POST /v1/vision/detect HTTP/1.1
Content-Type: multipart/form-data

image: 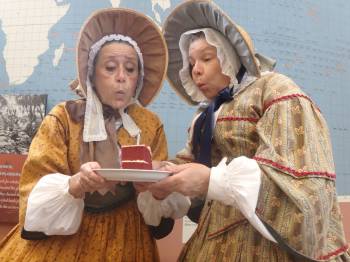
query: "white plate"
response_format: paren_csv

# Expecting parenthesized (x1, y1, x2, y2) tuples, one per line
(93, 168, 170, 182)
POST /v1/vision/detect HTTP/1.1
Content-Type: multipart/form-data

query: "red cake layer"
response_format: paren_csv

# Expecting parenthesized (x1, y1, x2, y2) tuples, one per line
(121, 145, 152, 170)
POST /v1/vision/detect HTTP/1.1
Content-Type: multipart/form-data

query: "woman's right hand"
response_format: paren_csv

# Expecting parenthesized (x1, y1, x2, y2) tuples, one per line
(132, 161, 174, 197)
(152, 160, 175, 171)
(132, 161, 166, 194)
(68, 161, 107, 198)
(148, 163, 211, 199)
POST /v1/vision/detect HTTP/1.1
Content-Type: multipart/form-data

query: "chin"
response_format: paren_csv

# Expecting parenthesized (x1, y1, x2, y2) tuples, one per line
(111, 101, 128, 110)
(203, 93, 215, 100)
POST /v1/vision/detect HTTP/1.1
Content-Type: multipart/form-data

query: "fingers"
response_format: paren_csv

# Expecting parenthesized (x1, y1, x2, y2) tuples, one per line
(149, 163, 210, 197)
(77, 175, 95, 192)
(164, 163, 193, 173)
(80, 162, 105, 183)
(152, 160, 162, 170)
(153, 161, 176, 171)
(148, 175, 178, 196)
(78, 162, 107, 192)
(148, 186, 171, 200)
(133, 182, 152, 193)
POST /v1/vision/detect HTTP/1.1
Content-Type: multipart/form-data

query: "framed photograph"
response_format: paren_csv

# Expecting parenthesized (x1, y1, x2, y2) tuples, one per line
(0, 94, 47, 154)
(0, 94, 47, 222)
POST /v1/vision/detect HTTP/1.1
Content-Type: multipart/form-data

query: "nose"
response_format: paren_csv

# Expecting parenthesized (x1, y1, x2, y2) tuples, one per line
(192, 61, 203, 77)
(115, 66, 126, 82)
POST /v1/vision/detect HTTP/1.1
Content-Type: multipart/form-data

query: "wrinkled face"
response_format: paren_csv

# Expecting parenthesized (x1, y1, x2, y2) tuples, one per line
(93, 42, 139, 110)
(189, 38, 230, 100)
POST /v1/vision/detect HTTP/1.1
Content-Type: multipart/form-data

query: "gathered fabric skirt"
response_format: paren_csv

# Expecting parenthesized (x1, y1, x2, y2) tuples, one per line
(0, 200, 159, 262)
(179, 218, 350, 262)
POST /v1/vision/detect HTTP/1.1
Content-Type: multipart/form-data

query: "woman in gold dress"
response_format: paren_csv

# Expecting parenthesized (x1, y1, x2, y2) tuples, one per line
(0, 7, 174, 262)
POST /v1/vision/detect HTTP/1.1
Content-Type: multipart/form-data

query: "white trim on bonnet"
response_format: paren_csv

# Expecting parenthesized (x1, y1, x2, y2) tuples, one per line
(178, 28, 241, 103)
(83, 34, 143, 142)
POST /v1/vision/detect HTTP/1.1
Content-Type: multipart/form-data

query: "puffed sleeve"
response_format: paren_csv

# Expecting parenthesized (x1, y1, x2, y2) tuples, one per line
(19, 106, 70, 223)
(23, 174, 84, 236)
(253, 73, 348, 260)
(19, 104, 84, 238)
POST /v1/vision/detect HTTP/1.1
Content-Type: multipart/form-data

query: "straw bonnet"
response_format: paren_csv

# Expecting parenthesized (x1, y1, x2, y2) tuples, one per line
(74, 7, 168, 106)
(163, 0, 262, 105)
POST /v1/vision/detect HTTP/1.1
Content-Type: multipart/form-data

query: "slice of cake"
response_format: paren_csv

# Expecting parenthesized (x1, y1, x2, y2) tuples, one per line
(120, 145, 152, 170)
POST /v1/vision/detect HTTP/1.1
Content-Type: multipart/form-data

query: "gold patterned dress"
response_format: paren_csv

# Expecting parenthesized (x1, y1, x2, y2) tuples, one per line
(0, 100, 168, 262)
(174, 72, 349, 261)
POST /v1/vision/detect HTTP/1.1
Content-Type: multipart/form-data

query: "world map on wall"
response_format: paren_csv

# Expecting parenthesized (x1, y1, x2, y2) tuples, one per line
(0, 0, 349, 194)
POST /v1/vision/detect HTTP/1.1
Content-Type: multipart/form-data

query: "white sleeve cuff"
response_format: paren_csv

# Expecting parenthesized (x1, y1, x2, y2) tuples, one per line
(207, 156, 276, 242)
(137, 191, 191, 226)
(24, 173, 84, 236)
(207, 157, 233, 205)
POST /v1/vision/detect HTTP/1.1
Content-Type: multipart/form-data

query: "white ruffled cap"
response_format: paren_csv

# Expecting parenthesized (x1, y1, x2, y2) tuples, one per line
(179, 28, 241, 103)
(163, 0, 262, 105)
(76, 8, 168, 142)
(83, 34, 143, 142)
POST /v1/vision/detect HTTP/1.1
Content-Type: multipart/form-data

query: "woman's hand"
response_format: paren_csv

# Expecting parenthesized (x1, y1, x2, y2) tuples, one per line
(132, 161, 172, 195)
(68, 161, 108, 198)
(133, 182, 152, 193)
(152, 160, 174, 171)
(148, 163, 210, 199)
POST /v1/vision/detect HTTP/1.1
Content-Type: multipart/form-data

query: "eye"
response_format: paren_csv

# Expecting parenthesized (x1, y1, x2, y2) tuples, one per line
(105, 61, 116, 72)
(106, 66, 116, 72)
(124, 61, 138, 74)
(125, 66, 136, 73)
(203, 56, 212, 62)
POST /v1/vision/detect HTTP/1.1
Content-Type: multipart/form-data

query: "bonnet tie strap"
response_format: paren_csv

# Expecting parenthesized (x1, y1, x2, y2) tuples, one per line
(192, 87, 233, 167)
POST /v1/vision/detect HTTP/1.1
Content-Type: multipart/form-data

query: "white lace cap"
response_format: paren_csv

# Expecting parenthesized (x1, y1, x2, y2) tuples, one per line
(179, 28, 241, 103)
(83, 34, 143, 142)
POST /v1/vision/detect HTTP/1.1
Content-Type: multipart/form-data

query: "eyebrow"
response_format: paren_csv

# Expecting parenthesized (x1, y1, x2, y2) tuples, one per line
(189, 47, 216, 59)
(103, 54, 138, 61)
(190, 45, 216, 53)
(203, 45, 216, 51)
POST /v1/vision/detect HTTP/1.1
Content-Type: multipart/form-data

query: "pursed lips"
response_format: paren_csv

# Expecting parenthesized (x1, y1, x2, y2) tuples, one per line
(196, 82, 207, 91)
(113, 90, 126, 98)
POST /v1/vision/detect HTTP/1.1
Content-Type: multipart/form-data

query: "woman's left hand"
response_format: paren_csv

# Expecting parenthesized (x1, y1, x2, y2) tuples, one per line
(148, 163, 210, 199)
(132, 161, 171, 194)
(133, 182, 153, 193)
